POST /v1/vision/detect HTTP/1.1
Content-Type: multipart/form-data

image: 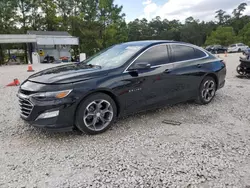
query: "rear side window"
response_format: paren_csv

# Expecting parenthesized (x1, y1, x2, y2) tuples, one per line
(171, 45, 205, 62)
(194, 48, 207, 58)
(133, 45, 170, 66)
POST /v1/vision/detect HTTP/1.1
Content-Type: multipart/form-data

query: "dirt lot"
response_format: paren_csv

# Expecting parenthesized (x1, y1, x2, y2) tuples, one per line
(1, 54, 250, 188)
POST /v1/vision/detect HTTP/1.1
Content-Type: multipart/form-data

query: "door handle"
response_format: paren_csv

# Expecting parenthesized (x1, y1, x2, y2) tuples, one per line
(197, 64, 202, 68)
(164, 69, 171, 73)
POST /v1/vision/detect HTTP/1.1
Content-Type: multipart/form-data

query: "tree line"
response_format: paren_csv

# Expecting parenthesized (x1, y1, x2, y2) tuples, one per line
(0, 0, 249, 64)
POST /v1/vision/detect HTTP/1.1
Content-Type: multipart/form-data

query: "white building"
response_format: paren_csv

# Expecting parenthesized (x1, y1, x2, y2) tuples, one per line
(0, 31, 79, 64)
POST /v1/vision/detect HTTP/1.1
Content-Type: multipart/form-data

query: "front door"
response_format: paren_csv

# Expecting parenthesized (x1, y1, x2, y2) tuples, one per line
(121, 44, 178, 113)
(120, 70, 148, 113)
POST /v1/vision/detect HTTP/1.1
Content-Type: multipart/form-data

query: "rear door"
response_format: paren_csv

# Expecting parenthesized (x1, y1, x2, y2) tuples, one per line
(168, 44, 209, 100)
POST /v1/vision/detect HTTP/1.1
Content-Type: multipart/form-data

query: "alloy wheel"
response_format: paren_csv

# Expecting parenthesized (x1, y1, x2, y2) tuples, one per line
(83, 99, 114, 131)
(201, 80, 216, 102)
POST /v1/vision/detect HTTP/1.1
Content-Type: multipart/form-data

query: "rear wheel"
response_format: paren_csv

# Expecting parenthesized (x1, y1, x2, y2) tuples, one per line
(196, 76, 217, 105)
(238, 48, 242, 52)
(75, 93, 117, 135)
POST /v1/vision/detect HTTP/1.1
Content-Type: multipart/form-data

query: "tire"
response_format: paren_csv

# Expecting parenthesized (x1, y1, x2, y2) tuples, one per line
(236, 65, 246, 75)
(196, 76, 217, 105)
(238, 48, 242, 52)
(75, 93, 117, 135)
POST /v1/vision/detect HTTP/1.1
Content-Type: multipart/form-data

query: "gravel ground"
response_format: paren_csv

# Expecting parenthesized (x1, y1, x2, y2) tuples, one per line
(1, 54, 250, 188)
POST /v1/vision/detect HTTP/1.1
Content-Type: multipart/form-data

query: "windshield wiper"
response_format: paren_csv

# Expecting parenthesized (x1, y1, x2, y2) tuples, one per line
(88, 64, 102, 69)
(79, 62, 102, 69)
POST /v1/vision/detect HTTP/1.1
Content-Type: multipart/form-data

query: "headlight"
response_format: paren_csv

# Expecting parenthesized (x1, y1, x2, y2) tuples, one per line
(31, 90, 72, 100)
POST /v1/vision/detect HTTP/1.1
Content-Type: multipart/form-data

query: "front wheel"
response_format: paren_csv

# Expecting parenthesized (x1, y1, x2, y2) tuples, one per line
(236, 65, 246, 75)
(75, 93, 117, 135)
(196, 76, 217, 105)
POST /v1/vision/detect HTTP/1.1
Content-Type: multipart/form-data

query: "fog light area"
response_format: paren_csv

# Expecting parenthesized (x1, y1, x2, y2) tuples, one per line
(36, 110, 59, 120)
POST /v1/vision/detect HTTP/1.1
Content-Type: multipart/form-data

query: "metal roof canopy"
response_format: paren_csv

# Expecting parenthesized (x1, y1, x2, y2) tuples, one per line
(0, 34, 79, 45)
(0, 34, 37, 44)
(36, 36, 79, 45)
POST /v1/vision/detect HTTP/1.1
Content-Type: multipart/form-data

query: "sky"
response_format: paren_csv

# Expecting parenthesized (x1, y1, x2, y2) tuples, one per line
(114, 0, 250, 22)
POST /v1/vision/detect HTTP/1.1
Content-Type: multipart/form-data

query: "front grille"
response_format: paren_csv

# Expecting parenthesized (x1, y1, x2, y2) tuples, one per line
(19, 89, 36, 96)
(19, 97, 34, 118)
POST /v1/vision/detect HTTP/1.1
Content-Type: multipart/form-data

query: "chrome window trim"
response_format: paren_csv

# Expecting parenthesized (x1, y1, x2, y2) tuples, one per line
(123, 43, 209, 73)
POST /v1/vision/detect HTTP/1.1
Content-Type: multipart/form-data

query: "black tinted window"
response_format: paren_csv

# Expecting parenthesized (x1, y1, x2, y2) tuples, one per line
(194, 48, 207, 58)
(171, 45, 196, 62)
(133, 45, 169, 66)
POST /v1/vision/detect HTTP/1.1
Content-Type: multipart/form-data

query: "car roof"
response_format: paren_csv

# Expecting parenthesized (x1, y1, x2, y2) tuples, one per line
(121, 40, 193, 47)
(231, 43, 244, 45)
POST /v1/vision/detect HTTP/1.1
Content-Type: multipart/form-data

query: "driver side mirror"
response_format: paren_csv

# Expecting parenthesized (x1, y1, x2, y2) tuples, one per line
(129, 62, 151, 71)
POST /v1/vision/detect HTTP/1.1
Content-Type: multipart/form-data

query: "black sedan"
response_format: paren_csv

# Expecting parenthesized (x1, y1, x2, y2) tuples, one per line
(18, 41, 226, 134)
(206, 45, 227, 54)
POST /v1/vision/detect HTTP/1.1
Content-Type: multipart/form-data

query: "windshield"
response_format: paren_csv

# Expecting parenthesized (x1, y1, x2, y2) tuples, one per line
(81, 43, 146, 69)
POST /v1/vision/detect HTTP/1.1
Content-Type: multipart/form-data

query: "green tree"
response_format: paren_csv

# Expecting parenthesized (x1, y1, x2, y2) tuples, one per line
(223, 14, 231, 25)
(0, 0, 18, 64)
(97, 0, 126, 48)
(180, 17, 206, 46)
(128, 19, 143, 41)
(238, 22, 250, 46)
(232, 3, 247, 18)
(30, 0, 43, 30)
(231, 3, 249, 34)
(39, 0, 59, 30)
(215, 9, 226, 25)
(17, 0, 33, 63)
(205, 26, 236, 46)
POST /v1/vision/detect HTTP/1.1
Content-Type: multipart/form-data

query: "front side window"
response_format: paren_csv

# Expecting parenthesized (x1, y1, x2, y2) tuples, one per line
(132, 45, 170, 67)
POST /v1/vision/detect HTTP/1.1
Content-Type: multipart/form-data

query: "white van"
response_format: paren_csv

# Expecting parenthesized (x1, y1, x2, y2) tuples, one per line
(227, 43, 249, 53)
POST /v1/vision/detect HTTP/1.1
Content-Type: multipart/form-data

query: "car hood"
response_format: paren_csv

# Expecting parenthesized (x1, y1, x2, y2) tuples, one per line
(28, 63, 108, 84)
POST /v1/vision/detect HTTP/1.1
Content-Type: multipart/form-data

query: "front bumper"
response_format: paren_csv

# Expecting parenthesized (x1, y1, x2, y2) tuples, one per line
(23, 116, 74, 132)
(18, 93, 77, 132)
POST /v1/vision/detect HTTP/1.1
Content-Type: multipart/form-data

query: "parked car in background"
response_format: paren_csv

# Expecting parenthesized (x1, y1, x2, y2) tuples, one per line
(205, 45, 227, 54)
(17, 40, 226, 135)
(42, 55, 55, 63)
(227, 43, 249, 53)
(205, 45, 213, 51)
(242, 47, 250, 56)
